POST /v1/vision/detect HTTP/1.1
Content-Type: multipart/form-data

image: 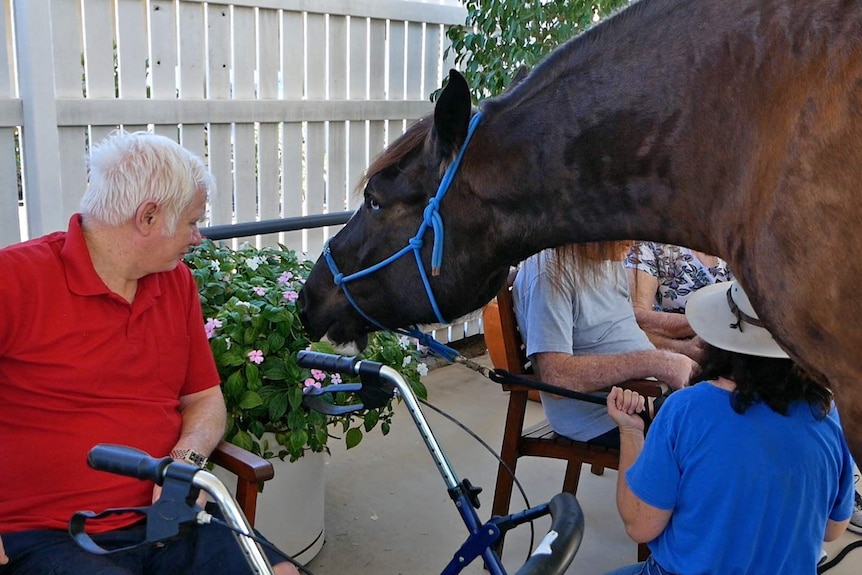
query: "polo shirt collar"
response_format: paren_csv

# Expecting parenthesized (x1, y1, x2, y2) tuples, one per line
(61, 214, 161, 303)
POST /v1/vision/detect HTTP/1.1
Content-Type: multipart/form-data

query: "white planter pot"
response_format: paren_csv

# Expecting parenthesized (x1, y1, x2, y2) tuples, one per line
(214, 445, 326, 565)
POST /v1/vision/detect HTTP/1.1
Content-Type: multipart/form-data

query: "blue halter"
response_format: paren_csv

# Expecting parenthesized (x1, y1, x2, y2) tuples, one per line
(323, 112, 483, 361)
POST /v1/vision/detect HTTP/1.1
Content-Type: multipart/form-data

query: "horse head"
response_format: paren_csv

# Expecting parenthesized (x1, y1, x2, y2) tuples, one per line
(298, 71, 512, 348)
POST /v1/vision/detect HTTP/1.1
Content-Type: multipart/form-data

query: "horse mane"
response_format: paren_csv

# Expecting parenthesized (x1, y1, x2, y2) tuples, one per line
(360, 0, 671, 193)
(356, 117, 432, 194)
(483, 0, 659, 114)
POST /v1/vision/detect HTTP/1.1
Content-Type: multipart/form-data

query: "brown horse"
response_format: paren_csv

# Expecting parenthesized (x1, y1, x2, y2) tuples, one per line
(298, 0, 862, 464)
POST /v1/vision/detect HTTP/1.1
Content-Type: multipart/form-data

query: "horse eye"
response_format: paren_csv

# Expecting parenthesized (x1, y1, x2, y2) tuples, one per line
(367, 196, 381, 211)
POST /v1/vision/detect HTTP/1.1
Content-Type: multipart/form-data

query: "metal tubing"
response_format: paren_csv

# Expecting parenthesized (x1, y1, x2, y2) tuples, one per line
(378, 365, 461, 490)
(193, 470, 274, 574)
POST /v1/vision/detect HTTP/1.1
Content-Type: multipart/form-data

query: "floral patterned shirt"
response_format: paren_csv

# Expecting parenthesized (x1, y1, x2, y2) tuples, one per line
(625, 241, 733, 313)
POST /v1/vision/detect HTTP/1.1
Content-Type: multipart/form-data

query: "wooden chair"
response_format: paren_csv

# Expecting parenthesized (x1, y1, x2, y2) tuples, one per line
(482, 271, 663, 561)
(209, 440, 275, 527)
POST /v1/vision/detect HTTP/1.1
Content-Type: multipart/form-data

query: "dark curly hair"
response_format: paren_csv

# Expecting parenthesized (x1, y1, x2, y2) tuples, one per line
(695, 345, 832, 418)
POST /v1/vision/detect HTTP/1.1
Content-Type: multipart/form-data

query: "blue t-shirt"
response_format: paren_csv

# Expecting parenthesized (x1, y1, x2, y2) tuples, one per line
(626, 383, 855, 575)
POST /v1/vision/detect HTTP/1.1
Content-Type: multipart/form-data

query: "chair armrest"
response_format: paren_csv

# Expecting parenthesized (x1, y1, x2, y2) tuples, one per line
(209, 441, 274, 527)
(617, 379, 668, 398)
(209, 440, 274, 484)
(505, 376, 666, 398)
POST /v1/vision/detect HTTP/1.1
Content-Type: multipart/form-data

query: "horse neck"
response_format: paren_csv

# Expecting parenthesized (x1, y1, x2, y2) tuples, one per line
(471, 0, 862, 270)
(468, 108, 720, 266)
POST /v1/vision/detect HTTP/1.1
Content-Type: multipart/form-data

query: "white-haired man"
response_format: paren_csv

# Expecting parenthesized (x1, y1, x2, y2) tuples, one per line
(0, 131, 298, 574)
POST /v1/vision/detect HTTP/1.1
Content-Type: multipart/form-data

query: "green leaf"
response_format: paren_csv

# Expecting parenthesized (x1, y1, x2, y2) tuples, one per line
(224, 370, 245, 400)
(230, 429, 254, 452)
(363, 409, 379, 432)
(244, 363, 261, 390)
(267, 391, 289, 421)
(262, 358, 290, 381)
(267, 332, 286, 352)
(238, 390, 263, 410)
(345, 427, 363, 450)
(290, 430, 309, 452)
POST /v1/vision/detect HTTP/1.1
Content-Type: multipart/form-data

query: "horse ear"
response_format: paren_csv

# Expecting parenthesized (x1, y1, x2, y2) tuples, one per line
(506, 65, 529, 92)
(433, 69, 472, 157)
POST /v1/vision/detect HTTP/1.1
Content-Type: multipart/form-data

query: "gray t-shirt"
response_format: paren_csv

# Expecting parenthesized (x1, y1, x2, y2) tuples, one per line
(513, 251, 654, 441)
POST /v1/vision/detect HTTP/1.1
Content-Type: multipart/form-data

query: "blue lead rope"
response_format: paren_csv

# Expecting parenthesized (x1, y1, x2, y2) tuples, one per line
(323, 113, 483, 362)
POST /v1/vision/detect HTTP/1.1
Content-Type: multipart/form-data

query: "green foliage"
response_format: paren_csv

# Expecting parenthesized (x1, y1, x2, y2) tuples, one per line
(185, 239, 429, 462)
(442, 0, 630, 101)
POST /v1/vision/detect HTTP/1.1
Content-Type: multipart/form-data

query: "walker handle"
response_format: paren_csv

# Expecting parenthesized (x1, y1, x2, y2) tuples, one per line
(88, 444, 172, 485)
(513, 492, 584, 575)
(297, 351, 393, 410)
(296, 350, 361, 375)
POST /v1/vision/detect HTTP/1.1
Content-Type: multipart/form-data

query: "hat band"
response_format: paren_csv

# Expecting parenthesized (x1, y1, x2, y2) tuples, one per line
(726, 286, 766, 332)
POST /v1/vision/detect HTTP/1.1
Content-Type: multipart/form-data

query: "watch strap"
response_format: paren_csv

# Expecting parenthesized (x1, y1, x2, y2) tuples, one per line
(170, 448, 208, 468)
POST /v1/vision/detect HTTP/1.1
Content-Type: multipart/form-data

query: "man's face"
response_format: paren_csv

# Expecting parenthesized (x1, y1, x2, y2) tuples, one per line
(150, 189, 206, 273)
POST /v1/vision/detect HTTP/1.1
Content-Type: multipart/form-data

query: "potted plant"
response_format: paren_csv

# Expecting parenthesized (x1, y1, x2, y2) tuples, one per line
(184, 239, 430, 562)
(184, 238, 429, 463)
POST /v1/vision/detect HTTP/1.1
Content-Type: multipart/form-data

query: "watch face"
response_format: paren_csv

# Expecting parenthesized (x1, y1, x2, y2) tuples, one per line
(171, 448, 208, 467)
(186, 451, 208, 467)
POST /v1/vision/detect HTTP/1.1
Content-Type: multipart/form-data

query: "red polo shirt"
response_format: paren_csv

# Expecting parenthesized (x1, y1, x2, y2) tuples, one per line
(0, 215, 220, 532)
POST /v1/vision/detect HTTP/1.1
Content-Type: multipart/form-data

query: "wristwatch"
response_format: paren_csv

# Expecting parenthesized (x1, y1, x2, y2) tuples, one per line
(170, 448, 209, 468)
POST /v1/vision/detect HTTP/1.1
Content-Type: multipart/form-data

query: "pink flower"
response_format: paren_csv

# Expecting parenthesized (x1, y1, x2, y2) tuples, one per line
(278, 271, 294, 284)
(303, 378, 321, 392)
(331, 373, 342, 384)
(252, 286, 266, 296)
(247, 349, 264, 364)
(204, 318, 223, 339)
(311, 369, 327, 381)
(283, 290, 299, 302)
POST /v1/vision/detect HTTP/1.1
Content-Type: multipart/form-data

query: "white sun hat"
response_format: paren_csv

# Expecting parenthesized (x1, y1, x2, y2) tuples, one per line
(685, 280, 789, 359)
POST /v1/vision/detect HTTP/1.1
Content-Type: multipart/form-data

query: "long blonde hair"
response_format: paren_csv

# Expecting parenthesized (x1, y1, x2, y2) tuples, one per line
(536, 241, 632, 293)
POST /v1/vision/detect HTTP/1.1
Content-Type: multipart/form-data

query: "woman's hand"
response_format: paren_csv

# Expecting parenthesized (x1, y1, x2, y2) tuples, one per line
(606, 386, 646, 432)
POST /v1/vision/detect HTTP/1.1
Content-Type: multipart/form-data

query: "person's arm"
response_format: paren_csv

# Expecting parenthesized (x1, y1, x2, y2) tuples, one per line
(607, 386, 672, 543)
(1, 535, 7, 565)
(152, 386, 226, 504)
(534, 348, 697, 393)
(627, 268, 696, 340)
(174, 385, 228, 458)
(824, 518, 850, 542)
(647, 334, 708, 364)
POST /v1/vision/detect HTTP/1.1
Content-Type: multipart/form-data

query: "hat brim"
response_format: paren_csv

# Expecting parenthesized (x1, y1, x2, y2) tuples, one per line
(685, 283, 789, 359)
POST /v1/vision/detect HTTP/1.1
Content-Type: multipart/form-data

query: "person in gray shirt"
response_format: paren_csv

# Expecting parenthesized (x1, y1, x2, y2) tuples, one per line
(513, 242, 697, 447)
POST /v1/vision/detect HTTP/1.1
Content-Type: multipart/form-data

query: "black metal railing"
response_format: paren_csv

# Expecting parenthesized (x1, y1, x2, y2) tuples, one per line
(200, 211, 353, 241)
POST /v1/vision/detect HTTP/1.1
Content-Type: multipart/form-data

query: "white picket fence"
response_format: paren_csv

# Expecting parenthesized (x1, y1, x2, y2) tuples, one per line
(0, 0, 483, 343)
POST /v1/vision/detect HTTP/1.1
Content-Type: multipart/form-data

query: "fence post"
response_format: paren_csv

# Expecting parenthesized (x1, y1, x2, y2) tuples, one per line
(14, 0, 64, 237)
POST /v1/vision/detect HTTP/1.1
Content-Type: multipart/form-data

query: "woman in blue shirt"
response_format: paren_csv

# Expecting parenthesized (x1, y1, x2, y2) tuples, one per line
(605, 280, 854, 575)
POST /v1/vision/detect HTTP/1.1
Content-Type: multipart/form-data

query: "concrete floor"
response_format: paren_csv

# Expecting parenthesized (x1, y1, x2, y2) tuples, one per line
(304, 354, 861, 575)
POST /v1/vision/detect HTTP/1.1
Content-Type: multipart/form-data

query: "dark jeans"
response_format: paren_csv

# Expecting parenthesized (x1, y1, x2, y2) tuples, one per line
(589, 427, 621, 449)
(0, 504, 285, 575)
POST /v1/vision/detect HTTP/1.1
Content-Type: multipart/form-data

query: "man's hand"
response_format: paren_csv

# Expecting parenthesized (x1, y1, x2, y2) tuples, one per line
(1, 533, 9, 565)
(682, 336, 708, 365)
(607, 386, 646, 432)
(656, 350, 700, 390)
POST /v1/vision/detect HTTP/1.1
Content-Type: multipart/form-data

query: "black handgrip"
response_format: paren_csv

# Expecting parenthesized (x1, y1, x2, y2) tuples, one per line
(296, 350, 361, 375)
(514, 492, 584, 575)
(297, 351, 391, 410)
(88, 444, 172, 485)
